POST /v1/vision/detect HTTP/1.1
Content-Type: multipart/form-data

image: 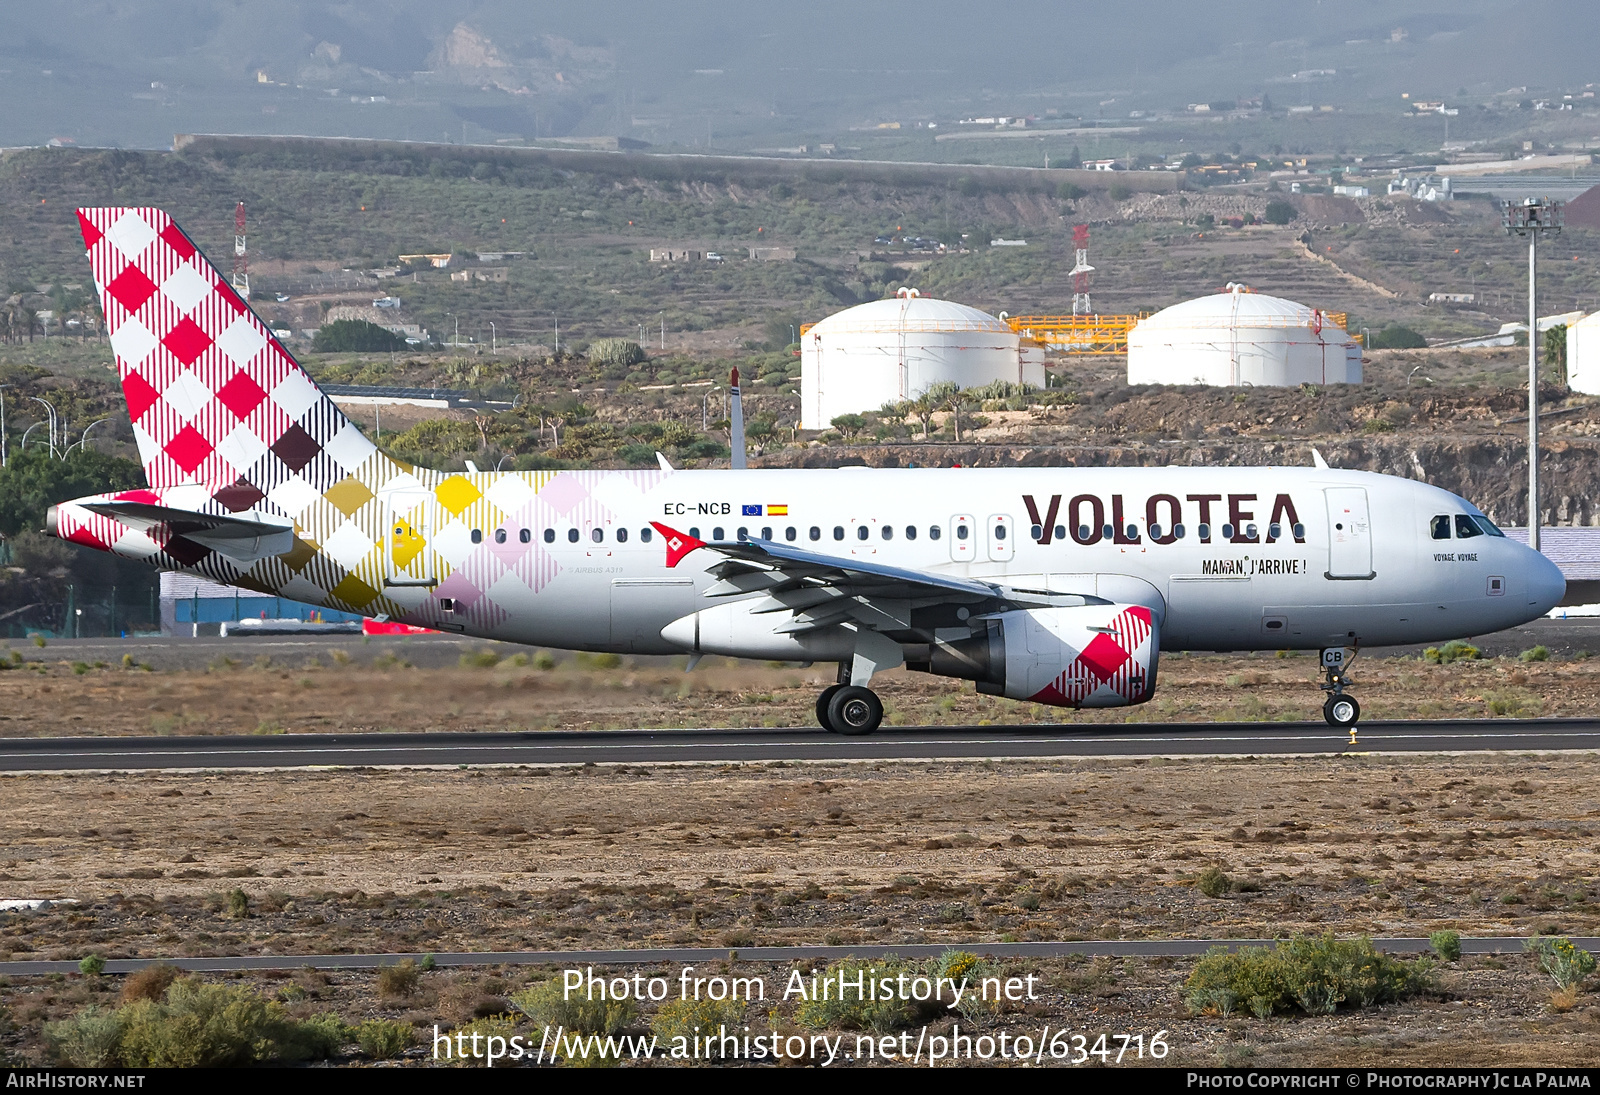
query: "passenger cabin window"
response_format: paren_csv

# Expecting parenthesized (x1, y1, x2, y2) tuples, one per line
(856, 525, 869, 540)
(591, 528, 604, 543)
(543, 528, 555, 543)
(713, 527, 725, 541)
(1431, 515, 1452, 540)
(641, 527, 653, 543)
(617, 528, 628, 543)
(1454, 514, 1483, 539)
(905, 525, 917, 540)
(810, 527, 821, 541)
(567, 528, 580, 543)
(494, 528, 507, 544)
(929, 525, 941, 540)
(786, 527, 797, 541)
(520, 529, 532, 543)
(689, 527, 700, 539)
(833, 526, 845, 540)
(881, 526, 893, 540)
(762, 526, 773, 540)
(737, 527, 748, 541)
(471, 529, 483, 544)
(956, 525, 969, 541)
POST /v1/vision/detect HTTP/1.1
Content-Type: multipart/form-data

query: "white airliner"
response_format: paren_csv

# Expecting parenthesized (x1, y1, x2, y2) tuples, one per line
(48, 208, 1565, 734)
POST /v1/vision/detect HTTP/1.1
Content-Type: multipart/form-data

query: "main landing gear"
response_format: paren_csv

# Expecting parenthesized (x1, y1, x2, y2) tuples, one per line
(1319, 646, 1360, 729)
(816, 674, 884, 735)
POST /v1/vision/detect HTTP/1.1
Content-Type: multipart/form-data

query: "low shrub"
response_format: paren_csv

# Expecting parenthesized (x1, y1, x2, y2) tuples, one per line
(1185, 935, 1432, 1019)
(1429, 930, 1462, 962)
(113, 979, 339, 1066)
(1197, 867, 1231, 898)
(78, 954, 106, 976)
(651, 997, 747, 1057)
(509, 979, 635, 1035)
(1519, 645, 1550, 663)
(224, 889, 249, 919)
(355, 1018, 414, 1059)
(377, 959, 421, 1000)
(44, 1008, 124, 1067)
(793, 957, 950, 1032)
(1527, 936, 1596, 990)
(1424, 640, 1480, 665)
(121, 964, 180, 1003)
(460, 649, 502, 669)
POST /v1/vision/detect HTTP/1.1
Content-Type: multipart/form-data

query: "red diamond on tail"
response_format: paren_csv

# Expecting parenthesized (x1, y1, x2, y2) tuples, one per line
(651, 522, 707, 568)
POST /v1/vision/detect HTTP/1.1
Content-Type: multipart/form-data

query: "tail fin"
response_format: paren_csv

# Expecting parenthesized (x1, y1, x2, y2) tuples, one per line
(76, 207, 380, 498)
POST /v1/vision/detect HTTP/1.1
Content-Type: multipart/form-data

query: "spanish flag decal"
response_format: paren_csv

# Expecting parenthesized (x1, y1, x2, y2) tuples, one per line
(767, 504, 789, 516)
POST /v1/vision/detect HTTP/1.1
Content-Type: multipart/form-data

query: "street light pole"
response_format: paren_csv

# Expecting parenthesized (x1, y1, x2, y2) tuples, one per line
(29, 396, 57, 458)
(1503, 197, 1564, 552)
(0, 384, 9, 468)
(490, 321, 496, 353)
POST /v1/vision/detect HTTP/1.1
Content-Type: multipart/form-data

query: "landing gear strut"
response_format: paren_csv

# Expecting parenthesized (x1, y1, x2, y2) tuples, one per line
(1320, 646, 1360, 729)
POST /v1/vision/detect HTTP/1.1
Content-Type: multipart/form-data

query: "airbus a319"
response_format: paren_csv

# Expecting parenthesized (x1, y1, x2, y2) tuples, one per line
(47, 208, 1565, 733)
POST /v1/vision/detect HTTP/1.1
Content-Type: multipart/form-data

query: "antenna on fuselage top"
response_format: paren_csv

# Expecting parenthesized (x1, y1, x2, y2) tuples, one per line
(729, 367, 747, 470)
(1311, 448, 1331, 469)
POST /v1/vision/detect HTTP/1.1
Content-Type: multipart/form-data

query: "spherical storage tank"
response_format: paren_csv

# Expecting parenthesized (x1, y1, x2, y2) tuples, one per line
(801, 289, 1045, 429)
(1127, 286, 1362, 387)
(1566, 311, 1600, 395)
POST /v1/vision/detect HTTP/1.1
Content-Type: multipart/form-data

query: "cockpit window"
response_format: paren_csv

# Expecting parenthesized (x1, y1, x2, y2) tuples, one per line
(1474, 515, 1505, 538)
(1454, 514, 1483, 539)
(1430, 515, 1451, 540)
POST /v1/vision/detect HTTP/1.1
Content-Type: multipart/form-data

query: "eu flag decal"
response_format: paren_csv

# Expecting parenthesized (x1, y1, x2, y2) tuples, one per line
(741, 504, 763, 516)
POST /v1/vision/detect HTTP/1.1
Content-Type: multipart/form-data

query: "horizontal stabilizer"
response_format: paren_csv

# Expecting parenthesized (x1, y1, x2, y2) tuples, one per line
(81, 501, 294, 564)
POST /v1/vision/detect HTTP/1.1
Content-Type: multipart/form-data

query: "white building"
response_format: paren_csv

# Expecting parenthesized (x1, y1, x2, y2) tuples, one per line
(1566, 312, 1600, 394)
(801, 289, 1044, 429)
(1127, 286, 1362, 388)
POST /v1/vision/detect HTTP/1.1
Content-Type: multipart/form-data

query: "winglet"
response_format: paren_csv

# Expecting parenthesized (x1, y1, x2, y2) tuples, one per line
(1311, 448, 1330, 469)
(651, 521, 707, 568)
(656, 451, 675, 471)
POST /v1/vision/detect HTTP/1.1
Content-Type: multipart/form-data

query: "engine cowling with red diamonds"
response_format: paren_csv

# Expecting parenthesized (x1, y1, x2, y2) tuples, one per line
(903, 604, 1157, 708)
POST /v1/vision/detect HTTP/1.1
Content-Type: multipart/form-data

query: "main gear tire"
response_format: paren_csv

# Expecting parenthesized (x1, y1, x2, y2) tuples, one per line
(815, 685, 844, 732)
(826, 686, 884, 736)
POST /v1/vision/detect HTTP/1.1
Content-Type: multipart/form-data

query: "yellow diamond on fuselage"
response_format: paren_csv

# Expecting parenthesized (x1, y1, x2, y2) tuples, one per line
(390, 518, 425, 569)
(436, 474, 482, 517)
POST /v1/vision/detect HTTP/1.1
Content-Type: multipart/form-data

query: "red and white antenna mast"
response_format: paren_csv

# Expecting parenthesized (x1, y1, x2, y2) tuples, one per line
(231, 202, 249, 297)
(1070, 223, 1093, 316)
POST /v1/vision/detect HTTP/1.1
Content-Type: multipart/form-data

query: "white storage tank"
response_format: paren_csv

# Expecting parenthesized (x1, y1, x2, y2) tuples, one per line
(1127, 286, 1362, 387)
(1566, 312, 1600, 394)
(801, 289, 1044, 429)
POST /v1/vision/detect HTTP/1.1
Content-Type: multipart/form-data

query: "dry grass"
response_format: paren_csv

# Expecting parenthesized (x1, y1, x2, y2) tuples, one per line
(2, 753, 1599, 1065)
(0, 650, 1593, 738)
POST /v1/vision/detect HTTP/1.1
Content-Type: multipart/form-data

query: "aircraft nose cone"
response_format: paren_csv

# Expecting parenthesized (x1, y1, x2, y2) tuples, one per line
(661, 613, 698, 651)
(1527, 550, 1566, 615)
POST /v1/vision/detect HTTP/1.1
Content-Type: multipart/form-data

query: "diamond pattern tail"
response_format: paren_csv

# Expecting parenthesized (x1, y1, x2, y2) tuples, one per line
(77, 207, 378, 492)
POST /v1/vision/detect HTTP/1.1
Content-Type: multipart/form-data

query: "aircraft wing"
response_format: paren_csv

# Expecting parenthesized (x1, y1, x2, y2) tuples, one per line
(652, 522, 1092, 635)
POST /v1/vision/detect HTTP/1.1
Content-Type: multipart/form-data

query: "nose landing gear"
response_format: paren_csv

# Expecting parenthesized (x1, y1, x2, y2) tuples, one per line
(1320, 646, 1360, 728)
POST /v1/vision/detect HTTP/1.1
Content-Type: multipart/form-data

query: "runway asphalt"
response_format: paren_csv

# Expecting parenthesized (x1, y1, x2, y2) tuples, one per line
(2, 718, 1599, 773)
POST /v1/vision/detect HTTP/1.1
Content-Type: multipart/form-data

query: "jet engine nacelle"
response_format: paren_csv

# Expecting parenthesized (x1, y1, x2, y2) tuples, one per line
(904, 603, 1158, 708)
